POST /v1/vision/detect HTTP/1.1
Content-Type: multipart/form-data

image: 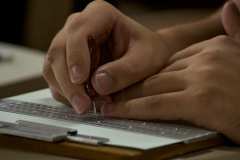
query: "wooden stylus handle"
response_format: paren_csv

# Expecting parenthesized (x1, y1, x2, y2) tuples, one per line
(85, 37, 100, 97)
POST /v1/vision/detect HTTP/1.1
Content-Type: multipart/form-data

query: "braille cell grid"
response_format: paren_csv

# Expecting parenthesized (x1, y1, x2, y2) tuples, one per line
(0, 100, 216, 141)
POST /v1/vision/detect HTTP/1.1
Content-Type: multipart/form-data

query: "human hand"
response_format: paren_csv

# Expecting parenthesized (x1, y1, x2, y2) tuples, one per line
(222, 0, 240, 39)
(104, 35, 240, 144)
(42, 1, 171, 114)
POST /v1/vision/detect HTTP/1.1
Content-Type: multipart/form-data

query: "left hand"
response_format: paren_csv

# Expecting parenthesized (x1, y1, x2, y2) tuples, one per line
(102, 35, 240, 145)
(42, 1, 171, 114)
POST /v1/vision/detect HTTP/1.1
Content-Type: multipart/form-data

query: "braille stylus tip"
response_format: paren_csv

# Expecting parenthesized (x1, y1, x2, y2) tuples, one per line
(93, 100, 97, 118)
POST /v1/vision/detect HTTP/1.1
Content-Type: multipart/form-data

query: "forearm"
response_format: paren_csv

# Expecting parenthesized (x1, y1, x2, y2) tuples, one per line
(158, 8, 225, 55)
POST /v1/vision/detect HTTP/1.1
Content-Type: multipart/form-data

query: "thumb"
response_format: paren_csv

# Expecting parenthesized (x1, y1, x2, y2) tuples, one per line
(222, 1, 240, 41)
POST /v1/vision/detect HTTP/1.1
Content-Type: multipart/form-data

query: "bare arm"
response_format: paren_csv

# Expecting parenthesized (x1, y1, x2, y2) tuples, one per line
(158, 9, 225, 56)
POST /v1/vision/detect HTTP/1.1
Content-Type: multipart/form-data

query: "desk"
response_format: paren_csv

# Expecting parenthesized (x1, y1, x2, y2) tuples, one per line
(1, 143, 240, 160)
(0, 42, 48, 98)
(174, 145, 240, 160)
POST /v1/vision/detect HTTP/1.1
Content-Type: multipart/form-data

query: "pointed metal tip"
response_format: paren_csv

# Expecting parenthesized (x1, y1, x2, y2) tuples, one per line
(93, 100, 97, 118)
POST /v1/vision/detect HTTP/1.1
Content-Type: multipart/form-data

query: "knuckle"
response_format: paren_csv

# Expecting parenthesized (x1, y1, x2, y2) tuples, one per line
(193, 89, 210, 100)
(47, 41, 66, 64)
(42, 63, 52, 80)
(66, 13, 79, 23)
(48, 44, 60, 56)
(67, 13, 87, 33)
(90, 0, 111, 8)
(67, 1, 116, 34)
(200, 49, 221, 63)
(87, 1, 117, 23)
(49, 35, 66, 53)
(198, 67, 215, 79)
(214, 35, 232, 44)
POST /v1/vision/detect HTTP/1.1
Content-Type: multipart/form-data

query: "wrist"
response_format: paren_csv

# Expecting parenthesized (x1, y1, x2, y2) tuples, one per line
(156, 9, 225, 56)
(156, 25, 183, 56)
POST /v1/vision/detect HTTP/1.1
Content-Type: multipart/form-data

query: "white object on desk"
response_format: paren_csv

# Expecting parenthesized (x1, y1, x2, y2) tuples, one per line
(0, 88, 219, 150)
(2, 89, 181, 150)
(0, 51, 13, 62)
(0, 42, 45, 87)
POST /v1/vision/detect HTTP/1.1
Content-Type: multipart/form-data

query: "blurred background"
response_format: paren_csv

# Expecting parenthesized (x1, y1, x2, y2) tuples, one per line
(0, 0, 226, 51)
(0, 0, 226, 98)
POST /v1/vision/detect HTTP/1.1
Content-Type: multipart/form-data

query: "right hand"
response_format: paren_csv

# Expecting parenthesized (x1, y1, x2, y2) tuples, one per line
(43, 0, 171, 114)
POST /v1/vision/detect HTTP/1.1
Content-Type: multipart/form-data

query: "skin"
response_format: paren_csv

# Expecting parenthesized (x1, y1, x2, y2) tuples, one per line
(102, 1, 240, 144)
(43, 0, 171, 114)
(222, 0, 240, 38)
(43, 0, 224, 113)
(43, 0, 240, 144)
(108, 35, 240, 145)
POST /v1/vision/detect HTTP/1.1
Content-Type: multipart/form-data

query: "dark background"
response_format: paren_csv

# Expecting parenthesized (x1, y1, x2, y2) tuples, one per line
(0, 0, 226, 51)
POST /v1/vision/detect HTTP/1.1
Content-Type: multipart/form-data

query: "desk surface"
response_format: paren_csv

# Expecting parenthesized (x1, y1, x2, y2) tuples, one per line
(174, 145, 240, 160)
(0, 42, 48, 98)
(0, 42, 44, 86)
(1, 144, 240, 160)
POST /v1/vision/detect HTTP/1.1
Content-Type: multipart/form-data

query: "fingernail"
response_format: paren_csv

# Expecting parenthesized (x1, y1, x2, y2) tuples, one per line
(70, 65, 84, 83)
(94, 96, 112, 111)
(95, 72, 113, 92)
(72, 95, 88, 114)
(102, 103, 115, 114)
(94, 99, 107, 111)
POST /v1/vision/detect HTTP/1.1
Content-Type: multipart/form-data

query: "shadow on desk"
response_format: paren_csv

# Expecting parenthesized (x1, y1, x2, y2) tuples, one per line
(0, 76, 48, 99)
(0, 42, 48, 99)
(173, 144, 240, 160)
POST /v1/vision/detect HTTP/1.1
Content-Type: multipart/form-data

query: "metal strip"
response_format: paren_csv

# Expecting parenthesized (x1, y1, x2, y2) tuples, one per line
(0, 99, 218, 143)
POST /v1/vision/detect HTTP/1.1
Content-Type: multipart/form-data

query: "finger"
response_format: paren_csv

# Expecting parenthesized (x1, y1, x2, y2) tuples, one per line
(48, 35, 92, 115)
(161, 56, 191, 73)
(43, 55, 64, 96)
(102, 92, 190, 120)
(66, 1, 119, 84)
(94, 95, 112, 112)
(49, 86, 71, 106)
(44, 19, 71, 97)
(168, 43, 203, 65)
(112, 71, 187, 101)
(222, 1, 240, 41)
(92, 36, 169, 95)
